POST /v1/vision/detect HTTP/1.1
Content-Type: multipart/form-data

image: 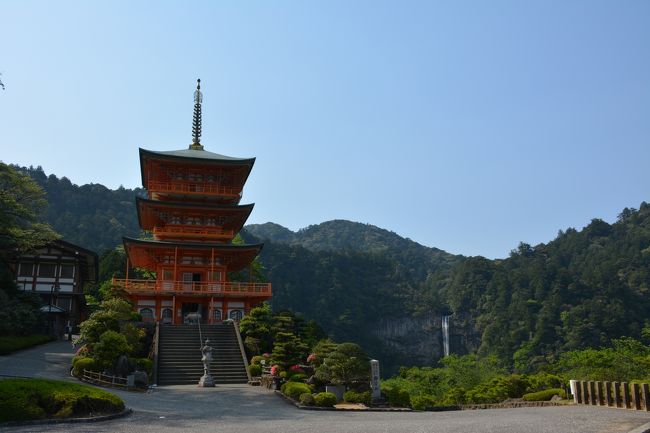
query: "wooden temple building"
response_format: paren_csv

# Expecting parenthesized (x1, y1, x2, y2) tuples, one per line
(112, 79, 271, 324)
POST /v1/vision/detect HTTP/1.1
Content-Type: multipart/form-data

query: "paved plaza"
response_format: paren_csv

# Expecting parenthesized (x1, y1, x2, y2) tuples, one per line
(2, 341, 650, 433)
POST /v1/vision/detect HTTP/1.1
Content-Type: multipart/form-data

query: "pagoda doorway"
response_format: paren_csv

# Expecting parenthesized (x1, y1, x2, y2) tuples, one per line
(181, 302, 208, 324)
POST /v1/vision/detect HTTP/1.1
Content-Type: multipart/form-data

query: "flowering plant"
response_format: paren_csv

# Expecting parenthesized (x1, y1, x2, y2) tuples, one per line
(290, 364, 302, 372)
(262, 353, 271, 358)
(270, 364, 280, 376)
(306, 353, 317, 363)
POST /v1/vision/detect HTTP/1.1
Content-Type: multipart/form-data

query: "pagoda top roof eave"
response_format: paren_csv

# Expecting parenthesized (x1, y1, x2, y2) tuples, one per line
(122, 236, 264, 252)
(139, 147, 255, 165)
(139, 147, 256, 190)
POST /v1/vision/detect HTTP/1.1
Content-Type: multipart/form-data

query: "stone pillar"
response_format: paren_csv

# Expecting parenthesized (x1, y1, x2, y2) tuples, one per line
(589, 381, 597, 405)
(613, 382, 622, 408)
(641, 383, 650, 412)
(632, 383, 641, 410)
(622, 382, 630, 409)
(570, 380, 579, 404)
(370, 359, 381, 403)
(596, 381, 604, 405)
(605, 381, 613, 407)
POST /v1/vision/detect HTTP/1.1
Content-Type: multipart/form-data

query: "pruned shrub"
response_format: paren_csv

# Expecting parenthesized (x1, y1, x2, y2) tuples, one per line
(382, 384, 411, 408)
(135, 358, 153, 376)
(249, 364, 262, 377)
(72, 357, 99, 377)
(343, 390, 371, 405)
(314, 391, 337, 407)
(522, 388, 566, 401)
(288, 373, 307, 382)
(299, 392, 315, 406)
(410, 395, 437, 411)
(281, 381, 311, 400)
(464, 375, 528, 404)
(250, 355, 265, 365)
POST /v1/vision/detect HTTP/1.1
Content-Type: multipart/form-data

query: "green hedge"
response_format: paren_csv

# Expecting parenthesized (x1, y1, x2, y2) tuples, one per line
(0, 334, 54, 355)
(381, 384, 411, 407)
(314, 392, 337, 407)
(281, 381, 312, 400)
(410, 395, 437, 410)
(343, 390, 371, 405)
(249, 364, 262, 377)
(522, 388, 566, 401)
(71, 356, 99, 377)
(0, 378, 124, 422)
(299, 392, 315, 406)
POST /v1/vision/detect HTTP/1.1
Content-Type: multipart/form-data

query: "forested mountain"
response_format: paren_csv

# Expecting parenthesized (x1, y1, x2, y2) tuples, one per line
(17, 165, 650, 373)
(434, 205, 650, 371)
(16, 166, 143, 253)
(245, 220, 459, 281)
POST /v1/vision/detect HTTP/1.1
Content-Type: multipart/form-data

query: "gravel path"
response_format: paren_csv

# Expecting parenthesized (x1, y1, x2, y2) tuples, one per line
(2, 340, 650, 433)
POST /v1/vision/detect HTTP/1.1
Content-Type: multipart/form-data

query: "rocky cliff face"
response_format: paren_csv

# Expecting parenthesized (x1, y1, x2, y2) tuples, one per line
(372, 312, 481, 373)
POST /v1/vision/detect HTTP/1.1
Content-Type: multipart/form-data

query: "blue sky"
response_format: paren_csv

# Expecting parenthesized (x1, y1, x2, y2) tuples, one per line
(1, 1, 649, 258)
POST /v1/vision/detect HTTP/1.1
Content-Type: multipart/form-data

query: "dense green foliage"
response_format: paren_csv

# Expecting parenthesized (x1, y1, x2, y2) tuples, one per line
(16, 165, 142, 253)
(343, 390, 371, 405)
(1, 163, 59, 253)
(433, 203, 650, 369)
(314, 342, 370, 387)
(0, 378, 124, 422)
(0, 334, 54, 355)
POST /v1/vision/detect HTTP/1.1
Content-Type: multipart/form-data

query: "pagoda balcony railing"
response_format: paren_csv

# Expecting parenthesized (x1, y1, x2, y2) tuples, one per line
(112, 278, 271, 297)
(148, 180, 242, 198)
(153, 225, 234, 240)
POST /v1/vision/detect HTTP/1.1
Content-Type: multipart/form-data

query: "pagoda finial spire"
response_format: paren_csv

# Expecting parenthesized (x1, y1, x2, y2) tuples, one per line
(189, 78, 204, 150)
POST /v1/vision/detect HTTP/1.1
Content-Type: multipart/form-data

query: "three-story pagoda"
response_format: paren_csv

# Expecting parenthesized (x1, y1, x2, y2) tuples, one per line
(113, 80, 271, 324)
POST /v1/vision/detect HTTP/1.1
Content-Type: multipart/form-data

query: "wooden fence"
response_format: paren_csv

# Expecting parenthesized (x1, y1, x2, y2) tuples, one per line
(571, 380, 650, 411)
(81, 369, 146, 391)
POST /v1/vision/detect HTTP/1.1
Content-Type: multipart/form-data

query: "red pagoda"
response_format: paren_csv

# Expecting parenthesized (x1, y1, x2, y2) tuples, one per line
(113, 79, 271, 324)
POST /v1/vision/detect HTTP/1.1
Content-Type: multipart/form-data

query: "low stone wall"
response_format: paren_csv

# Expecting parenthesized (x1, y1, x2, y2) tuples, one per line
(571, 380, 650, 411)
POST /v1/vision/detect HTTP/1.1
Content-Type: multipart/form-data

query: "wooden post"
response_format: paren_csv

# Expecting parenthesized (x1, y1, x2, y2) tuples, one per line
(642, 383, 650, 412)
(622, 382, 630, 409)
(173, 247, 178, 285)
(125, 257, 130, 288)
(582, 381, 590, 405)
(596, 381, 603, 405)
(589, 381, 597, 405)
(632, 383, 641, 410)
(605, 381, 613, 407)
(613, 382, 622, 408)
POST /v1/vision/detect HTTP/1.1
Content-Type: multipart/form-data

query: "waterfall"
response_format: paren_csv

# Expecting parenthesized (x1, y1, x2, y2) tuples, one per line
(442, 315, 452, 357)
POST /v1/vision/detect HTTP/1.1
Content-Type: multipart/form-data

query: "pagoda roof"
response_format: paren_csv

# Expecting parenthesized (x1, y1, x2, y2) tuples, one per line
(122, 237, 263, 271)
(139, 147, 255, 190)
(135, 197, 254, 230)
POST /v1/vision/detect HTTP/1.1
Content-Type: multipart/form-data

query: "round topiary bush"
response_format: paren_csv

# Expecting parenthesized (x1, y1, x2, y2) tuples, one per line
(249, 364, 263, 377)
(72, 356, 99, 377)
(135, 358, 153, 376)
(281, 381, 312, 400)
(314, 391, 338, 407)
(343, 390, 371, 405)
(522, 388, 566, 401)
(299, 392, 315, 406)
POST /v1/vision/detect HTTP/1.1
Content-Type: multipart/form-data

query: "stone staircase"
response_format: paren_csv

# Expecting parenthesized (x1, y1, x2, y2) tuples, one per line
(157, 323, 249, 386)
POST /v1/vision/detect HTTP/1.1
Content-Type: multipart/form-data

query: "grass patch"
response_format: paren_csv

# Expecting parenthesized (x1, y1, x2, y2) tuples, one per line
(0, 378, 125, 422)
(0, 334, 54, 355)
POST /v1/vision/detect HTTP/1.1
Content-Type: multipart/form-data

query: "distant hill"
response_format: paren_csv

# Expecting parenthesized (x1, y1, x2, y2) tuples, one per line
(16, 165, 143, 253)
(245, 220, 459, 281)
(17, 164, 650, 374)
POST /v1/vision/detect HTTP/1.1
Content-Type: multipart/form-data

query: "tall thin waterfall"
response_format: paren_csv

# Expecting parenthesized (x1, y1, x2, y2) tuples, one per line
(442, 315, 452, 357)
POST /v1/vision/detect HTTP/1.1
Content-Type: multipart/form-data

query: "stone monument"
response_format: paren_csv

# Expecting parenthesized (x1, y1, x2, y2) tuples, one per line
(198, 339, 215, 387)
(370, 359, 381, 402)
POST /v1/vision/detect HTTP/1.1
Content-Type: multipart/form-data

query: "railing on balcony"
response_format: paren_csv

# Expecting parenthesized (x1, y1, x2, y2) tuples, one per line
(153, 225, 234, 240)
(112, 278, 271, 297)
(148, 180, 242, 198)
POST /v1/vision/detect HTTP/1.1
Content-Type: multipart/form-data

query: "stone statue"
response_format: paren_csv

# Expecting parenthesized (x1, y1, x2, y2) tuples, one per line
(198, 339, 215, 387)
